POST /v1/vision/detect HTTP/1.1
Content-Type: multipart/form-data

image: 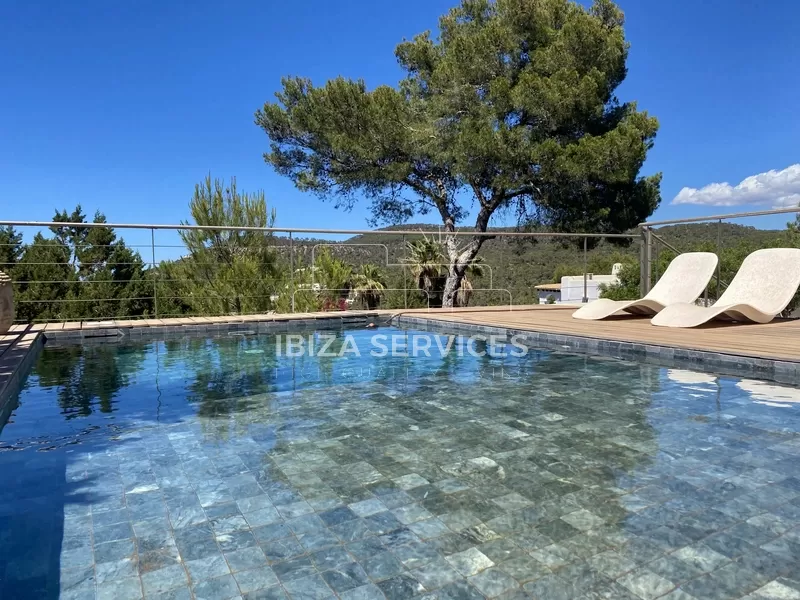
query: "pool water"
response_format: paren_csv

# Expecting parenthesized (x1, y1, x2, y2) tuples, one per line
(2, 326, 800, 600)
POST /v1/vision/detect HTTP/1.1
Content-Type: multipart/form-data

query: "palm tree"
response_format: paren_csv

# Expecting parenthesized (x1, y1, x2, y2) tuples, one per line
(403, 237, 486, 308)
(352, 264, 386, 310)
(455, 257, 485, 307)
(403, 237, 446, 306)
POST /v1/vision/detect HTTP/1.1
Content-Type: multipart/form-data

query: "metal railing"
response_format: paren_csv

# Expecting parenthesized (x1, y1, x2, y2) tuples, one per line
(5, 204, 798, 323)
(641, 205, 800, 227)
(638, 206, 800, 299)
(0, 220, 637, 323)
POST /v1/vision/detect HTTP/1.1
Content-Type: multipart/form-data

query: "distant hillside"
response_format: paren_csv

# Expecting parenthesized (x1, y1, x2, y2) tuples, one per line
(279, 223, 784, 306)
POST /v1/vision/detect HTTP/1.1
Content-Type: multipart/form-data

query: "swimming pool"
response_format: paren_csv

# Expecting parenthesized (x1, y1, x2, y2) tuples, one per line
(2, 326, 800, 599)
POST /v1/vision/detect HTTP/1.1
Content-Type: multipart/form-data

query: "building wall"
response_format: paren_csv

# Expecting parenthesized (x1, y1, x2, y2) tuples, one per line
(560, 275, 619, 303)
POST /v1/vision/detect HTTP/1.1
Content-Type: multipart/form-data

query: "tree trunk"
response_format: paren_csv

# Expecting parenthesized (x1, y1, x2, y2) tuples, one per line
(440, 208, 494, 308)
(441, 264, 465, 308)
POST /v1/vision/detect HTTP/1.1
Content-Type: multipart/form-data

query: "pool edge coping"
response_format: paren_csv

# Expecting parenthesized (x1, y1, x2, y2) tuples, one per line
(0, 329, 45, 421)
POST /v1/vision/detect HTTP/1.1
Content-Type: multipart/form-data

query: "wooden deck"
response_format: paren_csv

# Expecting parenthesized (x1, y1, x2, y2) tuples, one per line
(397, 305, 800, 363)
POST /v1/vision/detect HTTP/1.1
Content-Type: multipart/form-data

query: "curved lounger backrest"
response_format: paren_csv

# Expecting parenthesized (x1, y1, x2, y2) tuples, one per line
(645, 252, 719, 306)
(717, 248, 800, 315)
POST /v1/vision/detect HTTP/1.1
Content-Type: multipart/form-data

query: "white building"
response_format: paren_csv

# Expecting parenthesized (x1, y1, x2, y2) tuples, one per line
(535, 263, 622, 304)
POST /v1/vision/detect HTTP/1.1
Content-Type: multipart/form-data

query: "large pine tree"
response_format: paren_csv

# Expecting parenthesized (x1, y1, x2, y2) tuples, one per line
(257, 0, 660, 306)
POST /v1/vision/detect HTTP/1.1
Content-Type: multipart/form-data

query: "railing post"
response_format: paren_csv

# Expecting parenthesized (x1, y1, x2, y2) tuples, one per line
(289, 232, 295, 313)
(716, 219, 722, 301)
(640, 226, 652, 296)
(403, 234, 408, 310)
(582, 237, 588, 303)
(151, 228, 158, 318)
(654, 238, 660, 282)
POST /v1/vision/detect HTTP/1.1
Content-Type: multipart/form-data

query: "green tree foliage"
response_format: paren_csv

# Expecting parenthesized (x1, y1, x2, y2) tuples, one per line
(598, 261, 643, 301)
(314, 248, 354, 300)
(14, 234, 74, 322)
(0, 226, 23, 271)
(256, 0, 660, 306)
(288, 248, 356, 311)
(12, 206, 152, 323)
(352, 264, 387, 309)
(159, 176, 281, 317)
(51, 205, 88, 268)
(78, 241, 153, 320)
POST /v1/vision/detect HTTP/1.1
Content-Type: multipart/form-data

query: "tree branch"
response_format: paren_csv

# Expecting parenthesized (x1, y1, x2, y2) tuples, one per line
(471, 184, 490, 209)
(502, 184, 540, 203)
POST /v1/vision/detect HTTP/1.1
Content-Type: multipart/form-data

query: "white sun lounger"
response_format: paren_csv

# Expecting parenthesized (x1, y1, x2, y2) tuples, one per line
(572, 252, 718, 321)
(651, 248, 800, 328)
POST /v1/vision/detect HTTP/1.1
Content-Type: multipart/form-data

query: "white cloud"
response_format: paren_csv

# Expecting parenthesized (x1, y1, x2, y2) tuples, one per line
(672, 164, 800, 208)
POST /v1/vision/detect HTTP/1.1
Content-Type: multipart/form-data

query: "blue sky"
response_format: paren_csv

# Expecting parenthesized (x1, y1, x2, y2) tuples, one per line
(2, 0, 799, 245)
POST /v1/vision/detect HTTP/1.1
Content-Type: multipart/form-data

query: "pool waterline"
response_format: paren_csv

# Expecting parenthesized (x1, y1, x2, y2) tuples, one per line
(1, 325, 800, 599)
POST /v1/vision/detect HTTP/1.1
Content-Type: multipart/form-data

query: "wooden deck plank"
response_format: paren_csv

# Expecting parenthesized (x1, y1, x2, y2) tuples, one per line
(400, 306, 800, 363)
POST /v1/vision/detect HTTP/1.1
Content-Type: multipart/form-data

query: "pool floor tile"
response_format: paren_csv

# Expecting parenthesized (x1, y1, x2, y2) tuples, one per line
(192, 573, 241, 600)
(95, 576, 143, 600)
(233, 566, 280, 593)
(467, 567, 519, 597)
(282, 573, 334, 600)
(376, 573, 426, 600)
(445, 547, 495, 576)
(140, 564, 189, 596)
(185, 553, 231, 582)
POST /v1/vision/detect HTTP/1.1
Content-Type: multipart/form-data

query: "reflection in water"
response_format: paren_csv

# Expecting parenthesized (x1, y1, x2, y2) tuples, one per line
(737, 378, 800, 407)
(666, 369, 718, 386)
(33, 344, 148, 418)
(1, 327, 799, 599)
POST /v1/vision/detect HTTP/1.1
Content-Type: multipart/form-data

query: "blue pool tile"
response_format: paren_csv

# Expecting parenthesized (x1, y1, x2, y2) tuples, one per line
(59, 545, 94, 570)
(185, 553, 231, 581)
(310, 546, 352, 571)
(362, 550, 407, 582)
(273, 556, 317, 583)
(282, 573, 334, 600)
(95, 538, 136, 564)
(242, 585, 288, 600)
(93, 522, 134, 545)
(377, 574, 426, 600)
(320, 561, 370, 593)
(96, 557, 138, 584)
(192, 573, 241, 600)
(96, 576, 143, 600)
(92, 509, 130, 528)
(225, 546, 268, 572)
(233, 566, 281, 594)
(261, 537, 305, 563)
(141, 564, 189, 596)
(216, 529, 259, 552)
(338, 584, 386, 600)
